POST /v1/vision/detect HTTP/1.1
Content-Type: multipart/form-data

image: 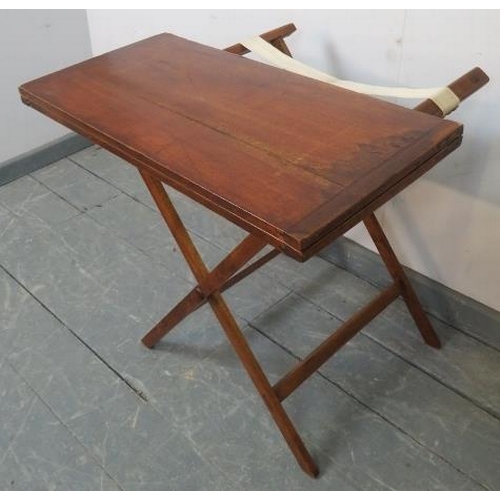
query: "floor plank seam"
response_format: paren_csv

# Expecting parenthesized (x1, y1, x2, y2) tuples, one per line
(319, 254, 500, 354)
(74, 207, 220, 329)
(1, 246, 256, 487)
(291, 288, 500, 422)
(67, 156, 156, 207)
(30, 171, 123, 219)
(1, 262, 232, 487)
(248, 321, 489, 490)
(68, 155, 242, 256)
(82, 207, 187, 276)
(363, 332, 500, 422)
(28, 174, 86, 215)
(0, 261, 151, 405)
(2, 356, 123, 491)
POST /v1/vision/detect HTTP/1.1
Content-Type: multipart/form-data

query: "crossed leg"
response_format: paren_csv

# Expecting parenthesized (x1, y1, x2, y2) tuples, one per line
(139, 171, 440, 478)
(141, 237, 279, 348)
(139, 171, 319, 477)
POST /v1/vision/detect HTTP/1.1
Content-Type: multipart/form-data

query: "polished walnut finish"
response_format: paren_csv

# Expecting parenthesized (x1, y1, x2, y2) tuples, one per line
(19, 24, 488, 478)
(20, 31, 463, 261)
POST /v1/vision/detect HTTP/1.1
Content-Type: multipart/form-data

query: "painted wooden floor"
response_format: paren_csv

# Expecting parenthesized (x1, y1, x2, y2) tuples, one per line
(0, 146, 499, 490)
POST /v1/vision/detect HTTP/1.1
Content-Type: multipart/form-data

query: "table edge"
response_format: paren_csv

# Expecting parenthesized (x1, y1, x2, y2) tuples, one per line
(19, 84, 463, 262)
(19, 85, 294, 251)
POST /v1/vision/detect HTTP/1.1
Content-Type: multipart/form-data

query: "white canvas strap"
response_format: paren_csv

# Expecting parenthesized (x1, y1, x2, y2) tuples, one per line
(241, 36, 460, 116)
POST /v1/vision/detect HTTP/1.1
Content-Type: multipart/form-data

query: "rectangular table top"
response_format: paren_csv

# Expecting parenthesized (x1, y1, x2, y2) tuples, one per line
(20, 33, 462, 260)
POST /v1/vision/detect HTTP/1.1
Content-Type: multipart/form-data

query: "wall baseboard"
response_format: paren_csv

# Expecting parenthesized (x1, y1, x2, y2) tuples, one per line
(320, 238, 500, 350)
(0, 133, 91, 187)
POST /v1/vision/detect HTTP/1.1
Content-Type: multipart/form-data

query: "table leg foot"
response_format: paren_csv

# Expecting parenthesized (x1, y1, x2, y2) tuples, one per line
(301, 459, 320, 478)
(363, 213, 441, 349)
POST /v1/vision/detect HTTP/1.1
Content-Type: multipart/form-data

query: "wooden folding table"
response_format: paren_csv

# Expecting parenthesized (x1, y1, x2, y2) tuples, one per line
(19, 25, 488, 477)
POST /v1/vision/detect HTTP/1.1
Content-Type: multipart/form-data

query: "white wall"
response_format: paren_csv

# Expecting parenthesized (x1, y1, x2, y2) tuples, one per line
(0, 10, 91, 164)
(87, 10, 499, 311)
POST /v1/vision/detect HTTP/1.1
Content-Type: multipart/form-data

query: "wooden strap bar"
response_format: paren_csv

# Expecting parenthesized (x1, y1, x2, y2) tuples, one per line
(414, 67, 489, 117)
(225, 23, 296, 55)
(270, 37, 292, 57)
(273, 281, 401, 402)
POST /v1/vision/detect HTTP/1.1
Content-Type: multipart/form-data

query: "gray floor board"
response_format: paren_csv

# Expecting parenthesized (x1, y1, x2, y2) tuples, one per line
(185, 328, 482, 490)
(0, 357, 120, 490)
(252, 292, 500, 489)
(0, 175, 80, 226)
(69, 146, 250, 251)
(84, 193, 226, 283)
(69, 146, 153, 205)
(32, 158, 120, 212)
(0, 268, 234, 490)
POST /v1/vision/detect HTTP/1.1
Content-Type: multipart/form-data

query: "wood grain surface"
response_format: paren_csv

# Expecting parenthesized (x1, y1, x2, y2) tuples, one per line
(19, 33, 463, 260)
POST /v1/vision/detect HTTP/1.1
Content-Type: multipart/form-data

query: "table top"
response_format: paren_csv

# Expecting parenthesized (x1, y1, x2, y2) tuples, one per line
(19, 33, 462, 261)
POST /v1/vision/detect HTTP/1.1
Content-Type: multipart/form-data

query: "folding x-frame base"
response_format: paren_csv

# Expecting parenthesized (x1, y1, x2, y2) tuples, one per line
(139, 171, 441, 478)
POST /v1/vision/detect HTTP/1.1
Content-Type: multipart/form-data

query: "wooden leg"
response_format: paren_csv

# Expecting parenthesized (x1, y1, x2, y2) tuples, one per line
(140, 231, 267, 347)
(363, 213, 441, 348)
(208, 291, 319, 478)
(142, 287, 205, 348)
(142, 247, 280, 348)
(140, 171, 318, 477)
(273, 281, 401, 401)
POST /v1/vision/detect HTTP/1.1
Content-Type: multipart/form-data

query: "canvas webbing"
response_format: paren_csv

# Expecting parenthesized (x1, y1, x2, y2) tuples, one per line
(241, 36, 460, 116)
